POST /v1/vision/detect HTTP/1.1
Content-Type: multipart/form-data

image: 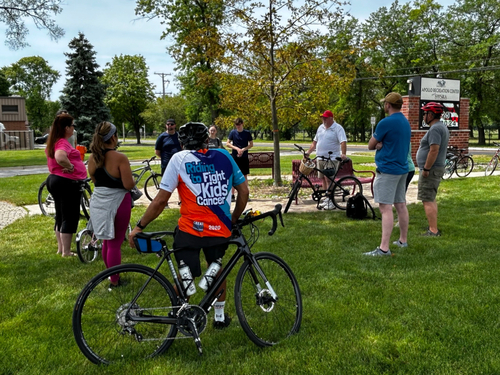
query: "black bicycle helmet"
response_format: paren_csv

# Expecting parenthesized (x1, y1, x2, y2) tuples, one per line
(178, 122, 209, 150)
(421, 102, 444, 115)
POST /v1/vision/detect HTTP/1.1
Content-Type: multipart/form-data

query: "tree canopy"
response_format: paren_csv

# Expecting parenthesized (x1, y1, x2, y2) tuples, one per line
(0, 0, 64, 49)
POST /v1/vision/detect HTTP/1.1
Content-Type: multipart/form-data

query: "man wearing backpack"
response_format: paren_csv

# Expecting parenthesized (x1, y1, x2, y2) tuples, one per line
(364, 92, 411, 257)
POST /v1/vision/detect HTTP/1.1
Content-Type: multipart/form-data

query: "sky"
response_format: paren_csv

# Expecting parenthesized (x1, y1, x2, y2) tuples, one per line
(0, 0, 456, 101)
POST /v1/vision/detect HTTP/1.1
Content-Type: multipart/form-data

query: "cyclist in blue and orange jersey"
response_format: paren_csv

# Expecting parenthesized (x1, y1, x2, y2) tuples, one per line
(129, 122, 249, 329)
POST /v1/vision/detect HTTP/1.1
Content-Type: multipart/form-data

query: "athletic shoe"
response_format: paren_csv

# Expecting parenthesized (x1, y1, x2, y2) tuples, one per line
(392, 240, 408, 248)
(319, 200, 335, 210)
(422, 228, 441, 237)
(363, 247, 392, 256)
(213, 313, 232, 330)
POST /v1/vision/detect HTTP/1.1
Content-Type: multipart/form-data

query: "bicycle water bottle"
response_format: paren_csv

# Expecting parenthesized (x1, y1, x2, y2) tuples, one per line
(179, 260, 196, 296)
(198, 258, 222, 291)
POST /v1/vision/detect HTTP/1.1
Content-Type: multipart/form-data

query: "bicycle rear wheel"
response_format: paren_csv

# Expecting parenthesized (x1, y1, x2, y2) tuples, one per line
(144, 174, 160, 201)
(284, 179, 301, 213)
(442, 159, 454, 179)
(38, 180, 55, 217)
(234, 252, 302, 347)
(76, 229, 101, 263)
(455, 156, 474, 177)
(485, 156, 498, 176)
(331, 176, 363, 210)
(73, 264, 178, 365)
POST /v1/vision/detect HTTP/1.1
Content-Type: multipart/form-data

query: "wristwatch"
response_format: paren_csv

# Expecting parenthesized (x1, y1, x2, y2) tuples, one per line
(423, 167, 430, 172)
(136, 219, 146, 230)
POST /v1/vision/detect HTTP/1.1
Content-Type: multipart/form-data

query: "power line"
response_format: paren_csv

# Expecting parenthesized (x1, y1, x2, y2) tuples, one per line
(154, 72, 171, 99)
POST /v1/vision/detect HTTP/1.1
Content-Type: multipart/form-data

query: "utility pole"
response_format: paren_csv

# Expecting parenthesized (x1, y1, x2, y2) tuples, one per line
(154, 72, 171, 99)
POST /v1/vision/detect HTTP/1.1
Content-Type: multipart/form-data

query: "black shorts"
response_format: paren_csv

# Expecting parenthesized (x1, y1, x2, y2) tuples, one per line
(173, 227, 229, 277)
(233, 155, 250, 175)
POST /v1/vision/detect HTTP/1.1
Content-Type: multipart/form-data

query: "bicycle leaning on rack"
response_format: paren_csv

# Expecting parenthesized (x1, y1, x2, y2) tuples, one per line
(38, 177, 92, 219)
(442, 146, 474, 179)
(284, 144, 363, 213)
(131, 156, 161, 201)
(72, 204, 302, 364)
(485, 142, 500, 176)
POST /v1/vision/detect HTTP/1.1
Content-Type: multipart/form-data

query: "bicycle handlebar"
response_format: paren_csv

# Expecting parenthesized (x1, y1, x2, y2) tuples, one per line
(142, 156, 157, 164)
(236, 204, 284, 236)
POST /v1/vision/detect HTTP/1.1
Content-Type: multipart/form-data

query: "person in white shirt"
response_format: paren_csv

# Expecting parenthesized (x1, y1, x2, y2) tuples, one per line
(305, 110, 347, 209)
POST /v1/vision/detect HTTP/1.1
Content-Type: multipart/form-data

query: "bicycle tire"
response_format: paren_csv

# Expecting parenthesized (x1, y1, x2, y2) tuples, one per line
(76, 229, 101, 263)
(73, 264, 178, 365)
(442, 159, 454, 179)
(144, 174, 160, 201)
(455, 155, 474, 177)
(284, 179, 301, 214)
(80, 184, 92, 220)
(234, 252, 302, 347)
(38, 180, 55, 217)
(485, 156, 498, 176)
(331, 176, 363, 210)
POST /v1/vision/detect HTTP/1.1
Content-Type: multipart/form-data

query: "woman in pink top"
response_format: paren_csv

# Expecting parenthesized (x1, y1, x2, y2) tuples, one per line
(45, 113, 87, 257)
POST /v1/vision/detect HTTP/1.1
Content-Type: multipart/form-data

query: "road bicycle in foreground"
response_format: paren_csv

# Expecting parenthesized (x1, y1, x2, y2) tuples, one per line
(38, 178, 92, 219)
(284, 144, 363, 213)
(72, 204, 302, 364)
(442, 146, 474, 179)
(485, 142, 500, 176)
(131, 156, 161, 201)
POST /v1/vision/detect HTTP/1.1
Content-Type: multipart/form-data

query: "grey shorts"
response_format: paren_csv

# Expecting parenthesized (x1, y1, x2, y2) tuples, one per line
(417, 167, 445, 202)
(373, 172, 408, 204)
(317, 159, 340, 179)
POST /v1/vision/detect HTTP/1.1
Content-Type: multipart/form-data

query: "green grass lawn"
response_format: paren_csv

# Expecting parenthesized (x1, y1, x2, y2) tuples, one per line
(1, 176, 500, 373)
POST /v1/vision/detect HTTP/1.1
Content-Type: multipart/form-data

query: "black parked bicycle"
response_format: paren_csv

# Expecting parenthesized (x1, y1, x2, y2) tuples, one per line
(284, 144, 363, 213)
(131, 156, 161, 201)
(72, 204, 302, 364)
(442, 146, 474, 179)
(38, 178, 92, 219)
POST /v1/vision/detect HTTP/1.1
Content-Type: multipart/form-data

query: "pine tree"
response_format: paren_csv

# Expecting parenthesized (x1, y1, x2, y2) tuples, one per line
(60, 32, 110, 146)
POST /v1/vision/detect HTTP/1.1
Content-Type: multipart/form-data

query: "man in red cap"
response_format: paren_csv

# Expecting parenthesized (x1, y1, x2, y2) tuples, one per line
(305, 110, 347, 210)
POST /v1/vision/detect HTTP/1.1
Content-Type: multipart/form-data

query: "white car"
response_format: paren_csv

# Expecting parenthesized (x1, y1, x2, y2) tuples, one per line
(0, 122, 20, 149)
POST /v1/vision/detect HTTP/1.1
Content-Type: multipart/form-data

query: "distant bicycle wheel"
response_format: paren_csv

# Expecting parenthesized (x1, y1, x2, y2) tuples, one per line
(455, 156, 474, 177)
(442, 159, 454, 179)
(76, 229, 101, 263)
(144, 174, 160, 201)
(485, 156, 498, 176)
(332, 176, 363, 210)
(284, 180, 301, 214)
(38, 180, 56, 217)
(80, 184, 92, 220)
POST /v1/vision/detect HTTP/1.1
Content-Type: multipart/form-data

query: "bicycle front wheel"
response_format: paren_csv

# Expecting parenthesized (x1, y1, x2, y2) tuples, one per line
(235, 252, 302, 347)
(76, 229, 101, 263)
(38, 180, 55, 217)
(485, 156, 498, 176)
(456, 156, 474, 177)
(80, 184, 92, 220)
(73, 264, 178, 365)
(144, 174, 160, 201)
(284, 179, 301, 214)
(331, 176, 363, 210)
(442, 159, 454, 179)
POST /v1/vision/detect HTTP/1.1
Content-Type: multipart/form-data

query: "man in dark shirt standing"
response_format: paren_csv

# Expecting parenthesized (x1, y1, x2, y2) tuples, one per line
(226, 117, 253, 201)
(155, 118, 181, 175)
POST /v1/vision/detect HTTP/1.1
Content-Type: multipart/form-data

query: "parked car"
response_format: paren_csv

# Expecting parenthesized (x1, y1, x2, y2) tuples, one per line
(35, 134, 49, 144)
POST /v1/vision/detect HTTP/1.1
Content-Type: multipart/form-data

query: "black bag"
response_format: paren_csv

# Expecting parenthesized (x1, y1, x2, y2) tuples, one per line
(346, 193, 376, 220)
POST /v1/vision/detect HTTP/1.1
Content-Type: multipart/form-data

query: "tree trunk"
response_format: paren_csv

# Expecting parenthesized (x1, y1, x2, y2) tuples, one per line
(134, 126, 142, 144)
(270, 95, 282, 186)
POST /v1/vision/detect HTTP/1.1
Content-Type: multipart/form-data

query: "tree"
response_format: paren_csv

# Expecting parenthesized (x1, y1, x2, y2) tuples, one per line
(0, 0, 64, 49)
(101, 54, 155, 144)
(443, 0, 500, 144)
(141, 95, 188, 132)
(3, 56, 60, 133)
(219, 0, 351, 185)
(60, 33, 110, 146)
(135, 0, 226, 123)
(0, 70, 9, 95)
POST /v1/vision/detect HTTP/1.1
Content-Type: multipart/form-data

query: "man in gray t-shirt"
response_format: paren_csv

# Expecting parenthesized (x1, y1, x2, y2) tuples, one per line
(416, 102, 450, 237)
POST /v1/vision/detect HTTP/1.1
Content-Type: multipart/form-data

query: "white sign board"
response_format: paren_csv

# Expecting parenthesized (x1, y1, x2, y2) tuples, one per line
(421, 77, 460, 101)
(370, 117, 376, 125)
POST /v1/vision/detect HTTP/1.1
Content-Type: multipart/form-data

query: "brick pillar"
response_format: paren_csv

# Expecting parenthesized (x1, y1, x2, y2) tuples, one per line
(402, 96, 470, 164)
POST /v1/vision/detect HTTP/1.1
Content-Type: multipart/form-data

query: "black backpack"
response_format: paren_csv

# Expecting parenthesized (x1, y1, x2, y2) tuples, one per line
(346, 193, 377, 220)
